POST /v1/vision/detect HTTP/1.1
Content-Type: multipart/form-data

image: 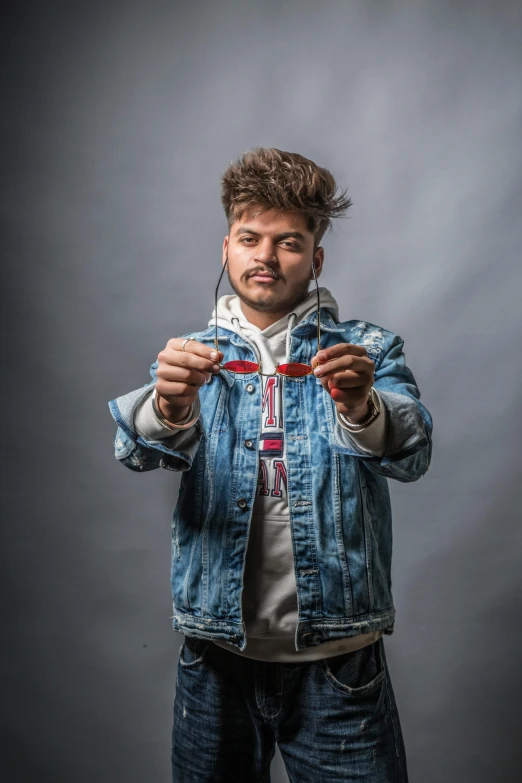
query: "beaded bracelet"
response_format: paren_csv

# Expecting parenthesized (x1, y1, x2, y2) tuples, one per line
(338, 388, 380, 431)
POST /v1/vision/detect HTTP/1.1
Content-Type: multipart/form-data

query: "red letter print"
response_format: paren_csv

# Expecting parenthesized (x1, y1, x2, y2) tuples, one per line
(271, 460, 288, 497)
(257, 459, 270, 496)
(262, 376, 278, 427)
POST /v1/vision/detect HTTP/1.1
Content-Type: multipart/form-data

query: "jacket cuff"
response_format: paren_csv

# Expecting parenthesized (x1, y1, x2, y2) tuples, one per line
(335, 388, 388, 457)
(108, 383, 203, 471)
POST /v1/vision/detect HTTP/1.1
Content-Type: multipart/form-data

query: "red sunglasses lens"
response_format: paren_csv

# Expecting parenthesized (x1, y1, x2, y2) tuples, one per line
(278, 363, 312, 377)
(223, 360, 260, 373)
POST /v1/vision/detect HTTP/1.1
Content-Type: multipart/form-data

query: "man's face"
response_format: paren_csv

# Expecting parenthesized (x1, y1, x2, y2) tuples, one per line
(222, 207, 324, 316)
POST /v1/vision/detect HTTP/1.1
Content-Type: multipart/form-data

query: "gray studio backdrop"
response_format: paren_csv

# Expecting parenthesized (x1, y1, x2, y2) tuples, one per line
(3, 1, 521, 781)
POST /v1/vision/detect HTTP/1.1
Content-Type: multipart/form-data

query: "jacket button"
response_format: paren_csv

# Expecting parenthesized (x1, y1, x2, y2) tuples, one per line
(237, 498, 248, 510)
(246, 383, 255, 393)
(244, 439, 253, 449)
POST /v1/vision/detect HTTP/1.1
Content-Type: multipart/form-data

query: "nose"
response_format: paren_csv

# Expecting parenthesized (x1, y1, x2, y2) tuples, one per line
(253, 238, 277, 264)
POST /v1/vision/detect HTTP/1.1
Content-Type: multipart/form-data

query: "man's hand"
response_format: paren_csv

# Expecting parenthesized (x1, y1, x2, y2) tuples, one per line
(155, 339, 223, 424)
(312, 344, 375, 424)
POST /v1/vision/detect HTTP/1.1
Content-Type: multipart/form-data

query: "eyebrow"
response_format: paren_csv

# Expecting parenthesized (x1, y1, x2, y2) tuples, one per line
(235, 226, 306, 242)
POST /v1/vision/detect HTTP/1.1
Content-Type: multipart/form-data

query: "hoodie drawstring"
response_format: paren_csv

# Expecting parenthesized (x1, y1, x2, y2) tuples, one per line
(286, 312, 297, 358)
(231, 316, 263, 364)
(231, 312, 298, 369)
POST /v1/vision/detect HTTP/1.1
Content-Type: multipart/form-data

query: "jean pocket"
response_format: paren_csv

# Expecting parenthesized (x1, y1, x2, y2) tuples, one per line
(178, 635, 210, 669)
(319, 638, 386, 696)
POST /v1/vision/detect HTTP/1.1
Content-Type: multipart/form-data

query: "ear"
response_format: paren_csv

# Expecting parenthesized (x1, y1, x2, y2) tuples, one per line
(312, 246, 325, 278)
(222, 236, 229, 266)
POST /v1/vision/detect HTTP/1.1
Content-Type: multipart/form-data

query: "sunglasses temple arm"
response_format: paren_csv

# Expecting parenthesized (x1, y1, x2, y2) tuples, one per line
(311, 259, 321, 352)
(215, 259, 228, 354)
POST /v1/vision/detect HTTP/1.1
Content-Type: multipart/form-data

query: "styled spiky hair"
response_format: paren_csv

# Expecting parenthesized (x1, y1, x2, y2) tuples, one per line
(221, 147, 352, 246)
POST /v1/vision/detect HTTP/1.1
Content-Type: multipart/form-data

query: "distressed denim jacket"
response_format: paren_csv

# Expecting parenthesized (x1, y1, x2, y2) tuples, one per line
(108, 310, 433, 652)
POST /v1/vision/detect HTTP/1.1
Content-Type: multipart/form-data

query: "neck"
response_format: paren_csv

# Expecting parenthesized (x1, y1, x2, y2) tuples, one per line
(239, 301, 291, 330)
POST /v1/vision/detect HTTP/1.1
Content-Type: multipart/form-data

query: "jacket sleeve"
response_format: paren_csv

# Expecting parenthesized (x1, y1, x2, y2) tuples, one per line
(107, 360, 203, 473)
(333, 333, 433, 482)
(335, 387, 388, 457)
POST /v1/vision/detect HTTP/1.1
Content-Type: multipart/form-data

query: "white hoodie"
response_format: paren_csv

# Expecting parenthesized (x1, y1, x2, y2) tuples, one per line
(134, 287, 388, 661)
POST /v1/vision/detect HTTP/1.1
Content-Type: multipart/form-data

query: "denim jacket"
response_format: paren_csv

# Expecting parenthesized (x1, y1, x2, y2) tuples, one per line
(108, 310, 433, 652)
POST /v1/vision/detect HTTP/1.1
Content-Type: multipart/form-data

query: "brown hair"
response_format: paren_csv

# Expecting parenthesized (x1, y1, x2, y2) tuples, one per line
(220, 147, 352, 247)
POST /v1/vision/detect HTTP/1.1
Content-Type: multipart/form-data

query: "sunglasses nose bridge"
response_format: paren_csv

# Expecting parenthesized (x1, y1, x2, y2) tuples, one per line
(221, 363, 313, 377)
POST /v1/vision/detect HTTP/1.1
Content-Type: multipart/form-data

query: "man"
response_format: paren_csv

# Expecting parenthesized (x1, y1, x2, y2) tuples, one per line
(108, 147, 433, 782)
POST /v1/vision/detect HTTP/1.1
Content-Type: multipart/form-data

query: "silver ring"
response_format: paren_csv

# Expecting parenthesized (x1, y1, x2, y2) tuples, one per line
(181, 338, 193, 352)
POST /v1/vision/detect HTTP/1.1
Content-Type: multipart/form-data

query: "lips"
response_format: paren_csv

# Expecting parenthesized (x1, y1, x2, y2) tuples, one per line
(249, 272, 279, 281)
(250, 276, 279, 285)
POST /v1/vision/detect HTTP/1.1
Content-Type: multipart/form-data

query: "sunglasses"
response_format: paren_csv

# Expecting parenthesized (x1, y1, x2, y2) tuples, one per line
(214, 257, 321, 377)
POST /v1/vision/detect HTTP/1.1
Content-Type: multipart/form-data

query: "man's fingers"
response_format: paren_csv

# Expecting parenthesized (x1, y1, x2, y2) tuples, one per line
(327, 373, 367, 389)
(313, 343, 368, 364)
(313, 355, 371, 377)
(160, 339, 223, 374)
(156, 364, 211, 387)
(168, 338, 223, 363)
(155, 381, 199, 404)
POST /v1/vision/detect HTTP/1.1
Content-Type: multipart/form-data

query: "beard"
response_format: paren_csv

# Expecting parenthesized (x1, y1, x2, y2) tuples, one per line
(226, 267, 311, 314)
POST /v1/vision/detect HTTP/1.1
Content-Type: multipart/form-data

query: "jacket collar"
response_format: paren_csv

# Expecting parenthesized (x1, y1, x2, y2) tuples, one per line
(188, 308, 346, 344)
(291, 308, 346, 336)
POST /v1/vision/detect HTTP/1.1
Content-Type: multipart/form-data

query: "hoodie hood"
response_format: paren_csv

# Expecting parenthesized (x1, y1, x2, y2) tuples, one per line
(208, 286, 340, 373)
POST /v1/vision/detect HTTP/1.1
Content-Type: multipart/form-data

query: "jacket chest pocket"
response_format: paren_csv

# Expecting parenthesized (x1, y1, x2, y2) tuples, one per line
(214, 382, 230, 433)
(202, 377, 230, 434)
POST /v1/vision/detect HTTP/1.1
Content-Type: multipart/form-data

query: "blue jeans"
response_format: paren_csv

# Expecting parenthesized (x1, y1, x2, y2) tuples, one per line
(171, 635, 409, 782)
